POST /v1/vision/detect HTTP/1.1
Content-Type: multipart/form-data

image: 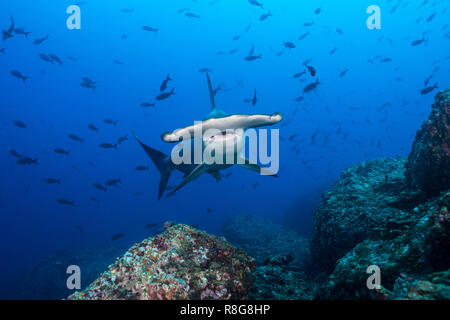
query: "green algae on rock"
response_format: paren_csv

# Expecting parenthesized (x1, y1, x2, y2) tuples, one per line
(69, 223, 255, 300)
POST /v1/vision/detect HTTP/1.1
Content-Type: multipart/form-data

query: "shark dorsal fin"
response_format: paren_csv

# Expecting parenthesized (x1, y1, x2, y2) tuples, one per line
(206, 73, 216, 111)
(205, 73, 228, 119)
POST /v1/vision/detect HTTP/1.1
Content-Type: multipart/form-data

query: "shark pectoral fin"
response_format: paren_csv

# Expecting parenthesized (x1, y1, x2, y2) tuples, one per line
(171, 162, 211, 195)
(237, 156, 279, 177)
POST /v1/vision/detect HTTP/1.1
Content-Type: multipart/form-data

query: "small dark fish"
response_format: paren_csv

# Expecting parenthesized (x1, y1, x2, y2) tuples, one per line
(13, 120, 27, 128)
(142, 26, 158, 34)
(49, 54, 63, 66)
(88, 124, 99, 132)
(9, 149, 23, 158)
(206, 208, 213, 213)
(120, 34, 128, 40)
(45, 178, 60, 184)
(93, 183, 107, 191)
(306, 65, 316, 76)
(303, 78, 320, 93)
(38, 53, 53, 63)
(336, 28, 343, 35)
(99, 143, 118, 149)
(80, 82, 96, 90)
(426, 12, 436, 23)
(411, 37, 426, 46)
(293, 71, 306, 78)
(248, 0, 264, 9)
(13, 28, 31, 37)
(0, 48, 6, 54)
(298, 31, 310, 41)
(198, 68, 212, 73)
(329, 47, 337, 55)
(295, 96, 304, 102)
(315, 8, 321, 15)
(380, 58, 392, 63)
(284, 41, 296, 49)
(105, 178, 121, 186)
(10, 70, 29, 82)
(185, 12, 200, 18)
(121, 8, 134, 13)
(156, 88, 175, 101)
(177, 8, 190, 13)
(160, 74, 172, 92)
(68, 134, 84, 144)
(112, 59, 124, 65)
(117, 135, 128, 144)
(104, 119, 118, 125)
(232, 35, 241, 41)
(82, 77, 95, 85)
(2, 15, 14, 41)
(424, 74, 433, 86)
(145, 223, 158, 229)
(339, 69, 348, 77)
(244, 54, 262, 61)
(75, 225, 84, 233)
(17, 157, 38, 165)
(54, 148, 70, 155)
(66, 56, 77, 61)
(420, 83, 438, 95)
(304, 22, 314, 27)
(112, 232, 125, 240)
(136, 166, 149, 171)
(56, 198, 75, 206)
(259, 11, 272, 21)
(140, 102, 155, 108)
(33, 35, 49, 45)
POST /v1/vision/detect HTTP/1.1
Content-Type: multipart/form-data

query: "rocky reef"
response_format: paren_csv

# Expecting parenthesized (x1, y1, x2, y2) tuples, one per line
(406, 88, 450, 195)
(69, 222, 255, 300)
(309, 87, 450, 299)
(61, 88, 449, 300)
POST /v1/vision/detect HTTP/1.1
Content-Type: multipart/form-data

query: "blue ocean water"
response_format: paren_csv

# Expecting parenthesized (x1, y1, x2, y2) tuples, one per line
(0, 0, 449, 299)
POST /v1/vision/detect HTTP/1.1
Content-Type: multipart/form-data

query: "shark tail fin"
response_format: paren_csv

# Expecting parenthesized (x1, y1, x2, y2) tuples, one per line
(133, 130, 172, 200)
(206, 73, 216, 110)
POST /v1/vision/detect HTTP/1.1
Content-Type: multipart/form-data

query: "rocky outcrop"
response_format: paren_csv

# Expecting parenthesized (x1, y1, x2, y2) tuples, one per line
(309, 88, 450, 300)
(70, 223, 255, 300)
(406, 87, 450, 195)
(310, 157, 425, 275)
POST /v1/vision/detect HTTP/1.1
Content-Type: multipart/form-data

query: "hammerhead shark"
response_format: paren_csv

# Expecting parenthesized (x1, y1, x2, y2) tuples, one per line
(134, 73, 282, 198)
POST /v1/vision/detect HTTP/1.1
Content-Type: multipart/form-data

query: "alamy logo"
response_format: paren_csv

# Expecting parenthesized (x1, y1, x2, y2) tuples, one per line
(66, 265, 81, 290)
(366, 265, 381, 290)
(66, 5, 81, 30)
(366, 5, 381, 30)
(169, 124, 280, 175)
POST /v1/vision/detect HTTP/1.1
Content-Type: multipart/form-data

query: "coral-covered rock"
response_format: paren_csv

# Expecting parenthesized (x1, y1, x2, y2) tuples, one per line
(310, 157, 424, 274)
(69, 223, 255, 300)
(406, 87, 450, 195)
(249, 266, 316, 300)
(379, 270, 450, 300)
(222, 214, 310, 270)
(313, 175, 449, 299)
